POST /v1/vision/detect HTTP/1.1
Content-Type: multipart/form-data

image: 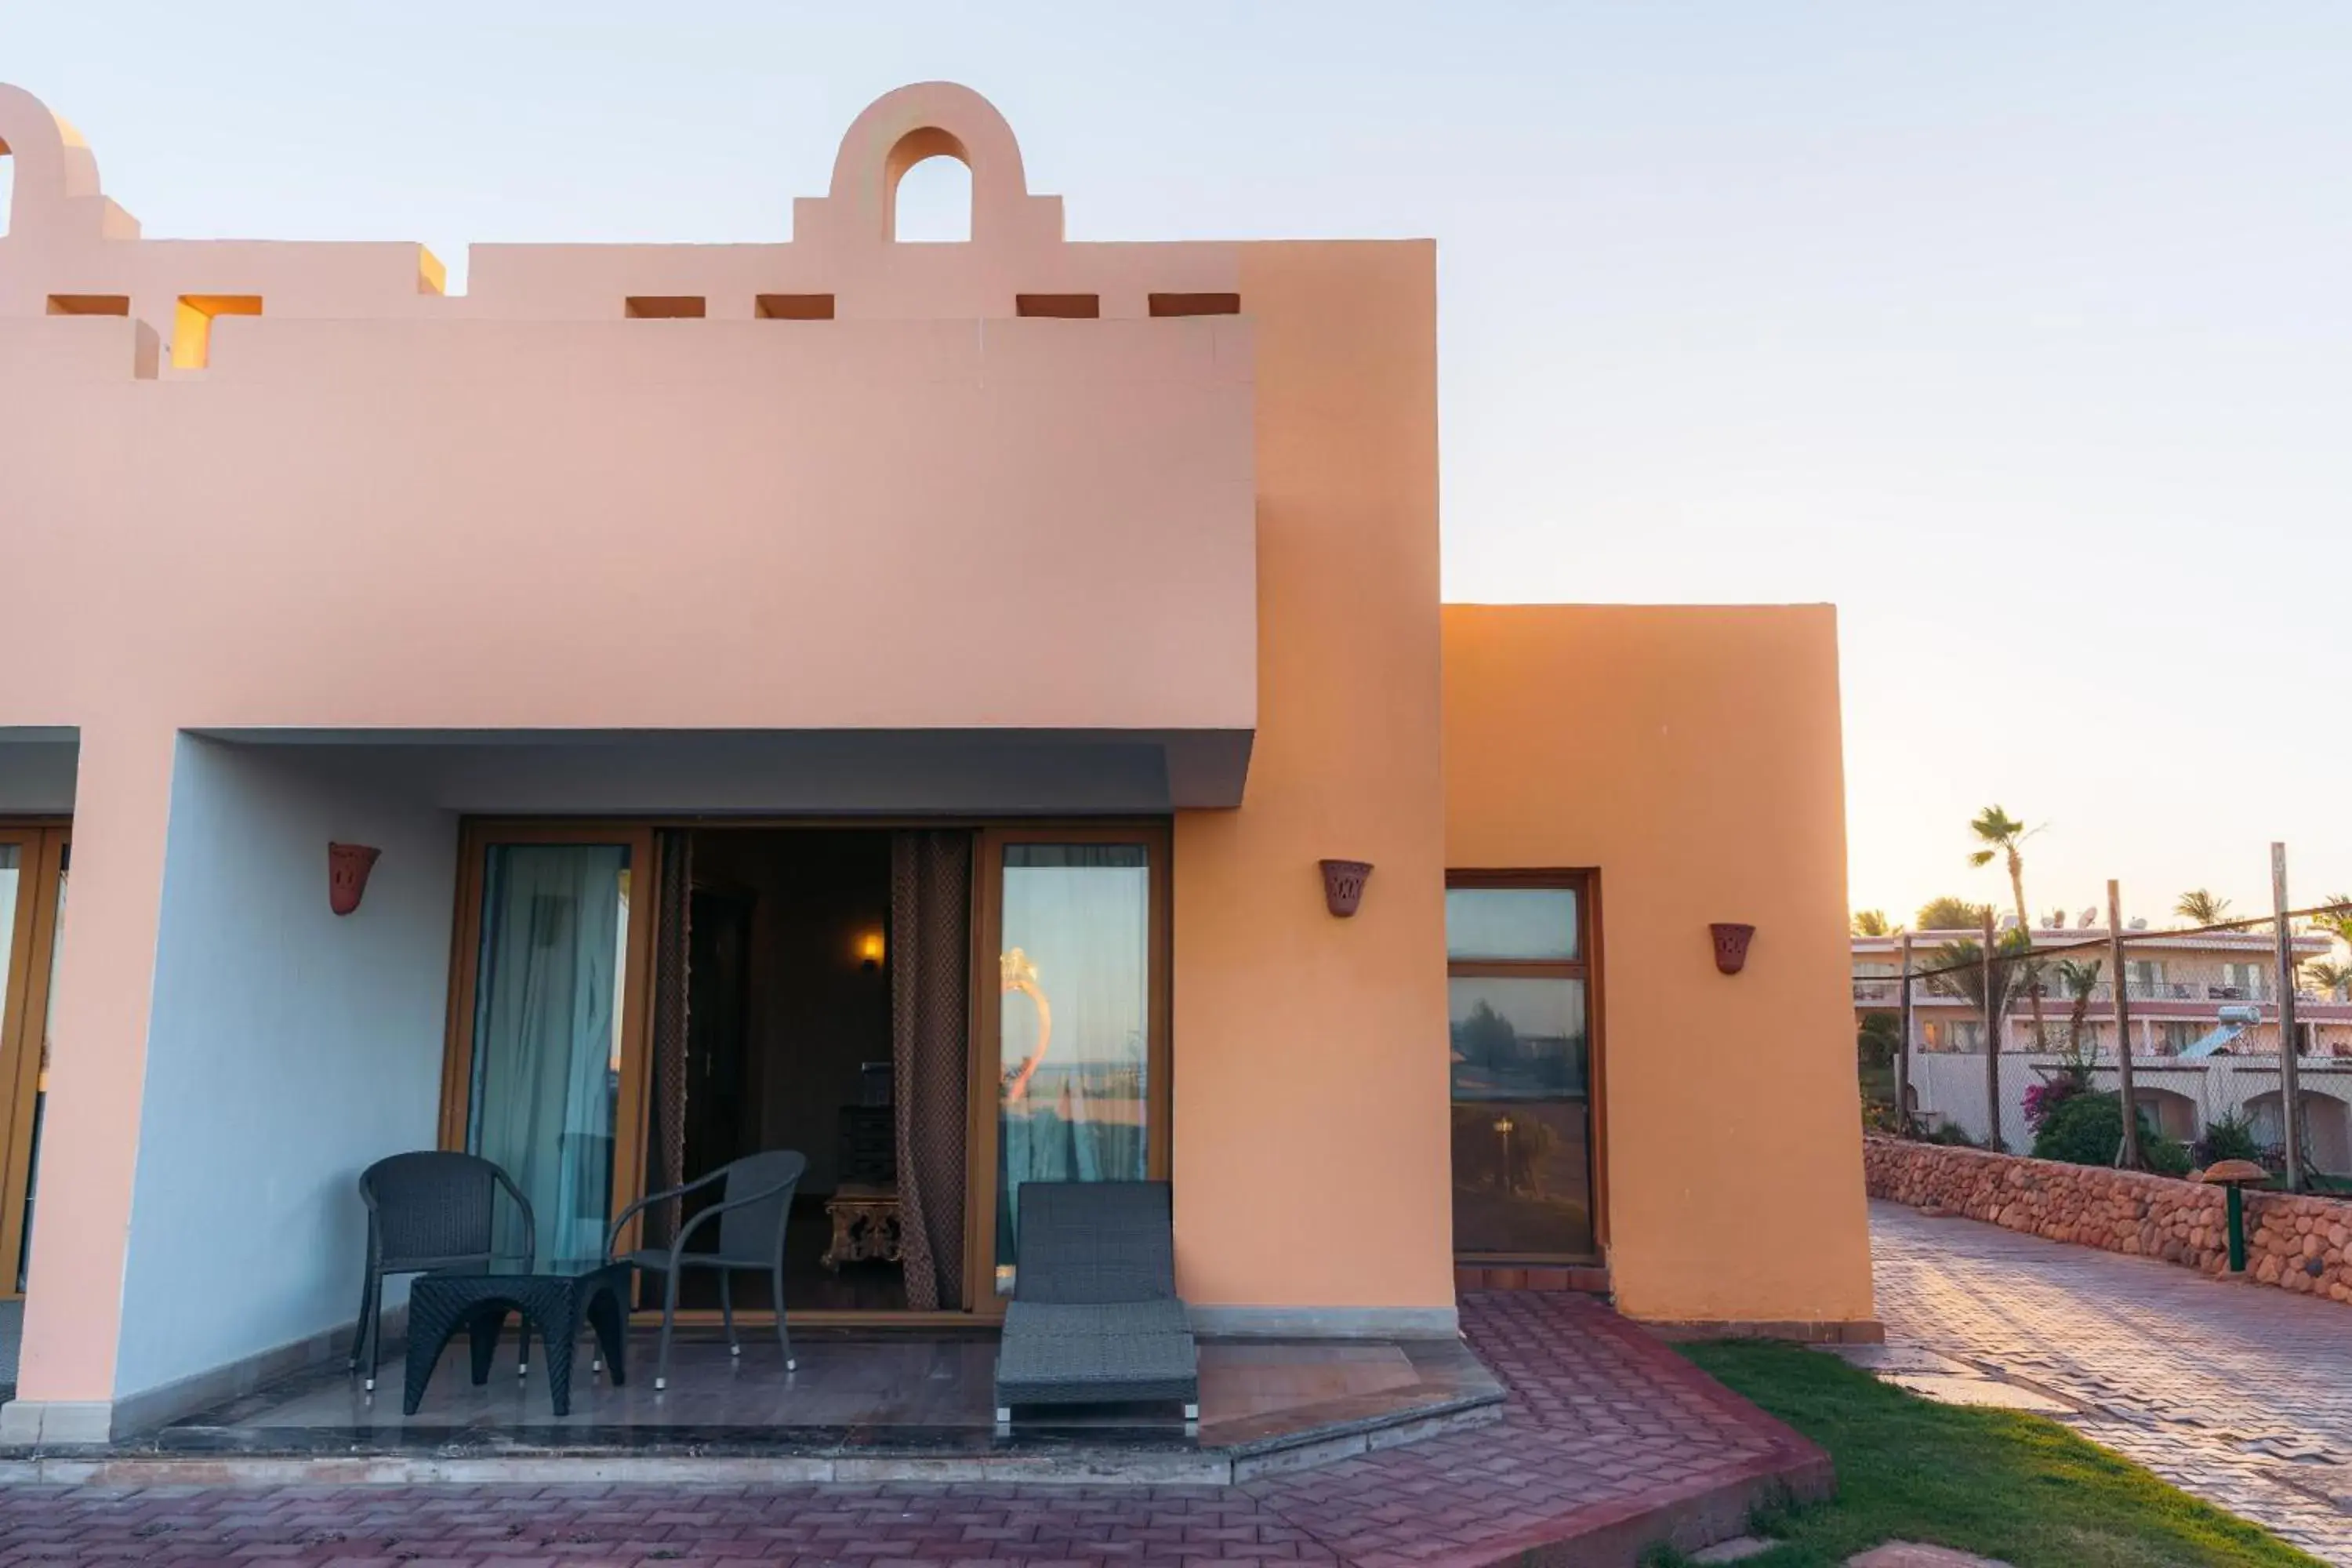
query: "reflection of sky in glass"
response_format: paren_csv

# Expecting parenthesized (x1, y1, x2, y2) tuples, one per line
(1002, 850, 1149, 1082)
(1445, 889, 1577, 960)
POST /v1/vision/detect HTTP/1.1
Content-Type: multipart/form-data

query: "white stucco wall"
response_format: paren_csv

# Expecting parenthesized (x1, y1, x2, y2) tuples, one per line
(112, 736, 456, 1403)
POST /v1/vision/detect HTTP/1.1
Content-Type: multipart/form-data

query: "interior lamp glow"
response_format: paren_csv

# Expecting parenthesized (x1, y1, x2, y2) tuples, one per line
(858, 930, 887, 971)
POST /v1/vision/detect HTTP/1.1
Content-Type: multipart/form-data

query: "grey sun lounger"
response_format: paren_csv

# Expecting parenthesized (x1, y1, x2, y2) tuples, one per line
(993, 1180, 1199, 1425)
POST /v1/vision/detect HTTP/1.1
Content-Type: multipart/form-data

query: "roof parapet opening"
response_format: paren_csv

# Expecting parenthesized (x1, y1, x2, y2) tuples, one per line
(756, 294, 836, 321)
(1149, 292, 1241, 318)
(1016, 294, 1099, 319)
(625, 296, 706, 319)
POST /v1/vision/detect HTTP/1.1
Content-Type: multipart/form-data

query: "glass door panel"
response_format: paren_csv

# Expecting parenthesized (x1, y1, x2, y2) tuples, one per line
(992, 840, 1156, 1292)
(1446, 877, 1598, 1260)
(463, 841, 635, 1262)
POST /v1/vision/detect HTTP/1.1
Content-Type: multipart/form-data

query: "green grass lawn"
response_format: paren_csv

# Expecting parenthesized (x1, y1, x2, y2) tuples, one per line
(1649, 1341, 2321, 1568)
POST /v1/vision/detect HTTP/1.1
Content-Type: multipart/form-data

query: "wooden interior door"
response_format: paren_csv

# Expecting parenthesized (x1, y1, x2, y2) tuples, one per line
(0, 822, 70, 1300)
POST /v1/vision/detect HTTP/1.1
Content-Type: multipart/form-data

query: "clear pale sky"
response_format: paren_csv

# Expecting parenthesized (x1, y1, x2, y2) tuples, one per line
(6, 3, 2347, 926)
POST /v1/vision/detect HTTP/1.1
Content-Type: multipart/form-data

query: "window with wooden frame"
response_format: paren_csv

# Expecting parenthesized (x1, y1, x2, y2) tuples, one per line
(1446, 870, 1598, 1261)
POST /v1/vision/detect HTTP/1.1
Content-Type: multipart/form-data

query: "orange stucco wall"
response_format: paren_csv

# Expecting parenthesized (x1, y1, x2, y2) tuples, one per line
(1443, 604, 1875, 1326)
(1172, 242, 1452, 1316)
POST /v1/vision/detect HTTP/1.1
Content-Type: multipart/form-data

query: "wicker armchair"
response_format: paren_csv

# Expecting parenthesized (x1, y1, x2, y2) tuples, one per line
(352, 1151, 535, 1392)
(607, 1149, 807, 1390)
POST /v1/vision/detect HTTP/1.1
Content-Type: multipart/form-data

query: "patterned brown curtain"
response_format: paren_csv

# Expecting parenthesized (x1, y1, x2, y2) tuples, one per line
(891, 830, 971, 1310)
(646, 828, 695, 1247)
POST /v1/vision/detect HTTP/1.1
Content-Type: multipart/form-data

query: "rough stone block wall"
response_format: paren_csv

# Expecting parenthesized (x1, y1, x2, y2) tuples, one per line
(1864, 1135, 2352, 1301)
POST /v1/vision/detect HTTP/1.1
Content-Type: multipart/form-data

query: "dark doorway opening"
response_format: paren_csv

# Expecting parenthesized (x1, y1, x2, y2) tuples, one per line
(655, 828, 914, 1313)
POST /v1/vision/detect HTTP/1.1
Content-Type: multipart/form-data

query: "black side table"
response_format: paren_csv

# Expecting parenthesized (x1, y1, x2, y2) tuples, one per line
(403, 1258, 631, 1417)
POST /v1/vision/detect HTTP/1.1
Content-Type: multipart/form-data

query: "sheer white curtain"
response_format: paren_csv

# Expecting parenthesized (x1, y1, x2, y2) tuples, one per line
(468, 844, 629, 1262)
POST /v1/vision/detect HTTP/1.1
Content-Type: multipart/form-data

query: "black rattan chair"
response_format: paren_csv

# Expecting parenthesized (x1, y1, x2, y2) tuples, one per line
(993, 1180, 1198, 1426)
(352, 1151, 535, 1392)
(607, 1149, 807, 1390)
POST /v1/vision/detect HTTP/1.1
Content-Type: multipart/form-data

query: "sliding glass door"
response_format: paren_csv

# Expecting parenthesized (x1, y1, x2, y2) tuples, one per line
(436, 818, 1171, 1316)
(0, 824, 69, 1298)
(443, 826, 654, 1263)
(979, 828, 1169, 1300)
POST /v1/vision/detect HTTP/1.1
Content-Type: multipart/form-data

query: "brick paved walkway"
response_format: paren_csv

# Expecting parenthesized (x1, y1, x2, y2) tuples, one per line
(1871, 1198, 2352, 1565)
(0, 1292, 1823, 1566)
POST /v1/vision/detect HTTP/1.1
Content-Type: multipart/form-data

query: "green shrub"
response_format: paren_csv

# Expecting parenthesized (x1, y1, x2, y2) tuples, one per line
(1857, 1012, 1901, 1070)
(2032, 1091, 2192, 1176)
(2198, 1112, 2262, 1167)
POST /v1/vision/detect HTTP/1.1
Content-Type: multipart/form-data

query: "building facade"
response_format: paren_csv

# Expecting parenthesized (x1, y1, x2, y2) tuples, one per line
(0, 82, 1871, 1443)
(1854, 926, 2352, 1060)
(1856, 925, 2352, 1163)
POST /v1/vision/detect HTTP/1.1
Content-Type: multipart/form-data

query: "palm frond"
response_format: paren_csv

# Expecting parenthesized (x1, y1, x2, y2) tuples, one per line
(2174, 888, 2230, 926)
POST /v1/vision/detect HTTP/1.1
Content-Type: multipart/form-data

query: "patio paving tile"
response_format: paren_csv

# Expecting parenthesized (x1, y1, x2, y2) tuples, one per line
(0, 1292, 1822, 1564)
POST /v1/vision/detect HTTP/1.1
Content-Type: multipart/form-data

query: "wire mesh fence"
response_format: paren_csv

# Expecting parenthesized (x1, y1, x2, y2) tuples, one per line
(1855, 894, 2352, 1185)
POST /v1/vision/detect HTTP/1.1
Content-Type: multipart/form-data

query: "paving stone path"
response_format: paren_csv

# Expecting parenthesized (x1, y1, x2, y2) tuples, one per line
(1870, 1198, 2352, 1565)
(0, 1291, 1820, 1566)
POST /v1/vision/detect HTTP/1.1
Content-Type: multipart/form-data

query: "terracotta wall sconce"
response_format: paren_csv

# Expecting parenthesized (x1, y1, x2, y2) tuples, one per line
(329, 842, 381, 916)
(1319, 859, 1374, 918)
(1711, 922, 1755, 975)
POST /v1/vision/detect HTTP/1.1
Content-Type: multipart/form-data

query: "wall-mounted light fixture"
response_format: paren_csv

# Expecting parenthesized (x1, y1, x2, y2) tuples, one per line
(1319, 859, 1374, 918)
(329, 843, 380, 916)
(858, 930, 887, 971)
(1710, 922, 1756, 975)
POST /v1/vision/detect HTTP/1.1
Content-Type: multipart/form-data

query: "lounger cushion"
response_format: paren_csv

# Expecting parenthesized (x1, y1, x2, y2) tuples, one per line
(995, 1325, 1199, 1406)
(1004, 1299, 1192, 1338)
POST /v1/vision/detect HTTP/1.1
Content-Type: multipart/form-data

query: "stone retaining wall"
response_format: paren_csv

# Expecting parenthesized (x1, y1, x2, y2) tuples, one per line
(1864, 1135, 2352, 1301)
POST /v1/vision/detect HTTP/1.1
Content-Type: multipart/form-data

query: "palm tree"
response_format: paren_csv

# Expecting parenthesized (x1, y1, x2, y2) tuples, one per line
(2175, 888, 2232, 927)
(1851, 909, 1897, 937)
(2312, 895, 2352, 947)
(2054, 957, 2105, 1064)
(2308, 960, 2352, 1004)
(1915, 896, 1991, 932)
(1929, 929, 2041, 1151)
(1966, 806, 2046, 1048)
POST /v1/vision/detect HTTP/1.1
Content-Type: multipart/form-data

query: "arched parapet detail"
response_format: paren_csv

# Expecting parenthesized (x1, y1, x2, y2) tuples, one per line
(0, 83, 133, 243)
(793, 82, 1062, 256)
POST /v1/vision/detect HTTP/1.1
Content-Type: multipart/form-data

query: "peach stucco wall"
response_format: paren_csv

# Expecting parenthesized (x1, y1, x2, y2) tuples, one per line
(0, 79, 1457, 1415)
(1443, 604, 1875, 1327)
(1172, 241, 1451, 1316)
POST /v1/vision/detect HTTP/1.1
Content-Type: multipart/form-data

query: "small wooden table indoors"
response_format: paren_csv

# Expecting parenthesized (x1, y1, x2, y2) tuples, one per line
(821, 1184, 904, 1270)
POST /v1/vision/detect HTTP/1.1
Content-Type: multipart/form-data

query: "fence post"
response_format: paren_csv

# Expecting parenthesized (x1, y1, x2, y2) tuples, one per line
(1896, 930, 1915, 1131)
(1982, 908, 2003, 1150)
(2109, 880, 2141, 1169)
(2274, 843, 2307, 1192)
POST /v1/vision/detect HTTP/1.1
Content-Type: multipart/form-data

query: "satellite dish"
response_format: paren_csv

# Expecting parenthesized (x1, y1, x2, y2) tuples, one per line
(1998, 913, 2020, 931)
(2129, 917, 2149, 930)
(2078, 908, 2098, 928)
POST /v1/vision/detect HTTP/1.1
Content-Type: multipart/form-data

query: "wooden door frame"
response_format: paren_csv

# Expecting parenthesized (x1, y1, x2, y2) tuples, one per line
(437, 820, 662, 1255)
(965, 823, 1174, 1319)
(1443, 867, 1608, 1264)
(0, 820, 71, 1301)
(437, 816, 1175, 1324)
